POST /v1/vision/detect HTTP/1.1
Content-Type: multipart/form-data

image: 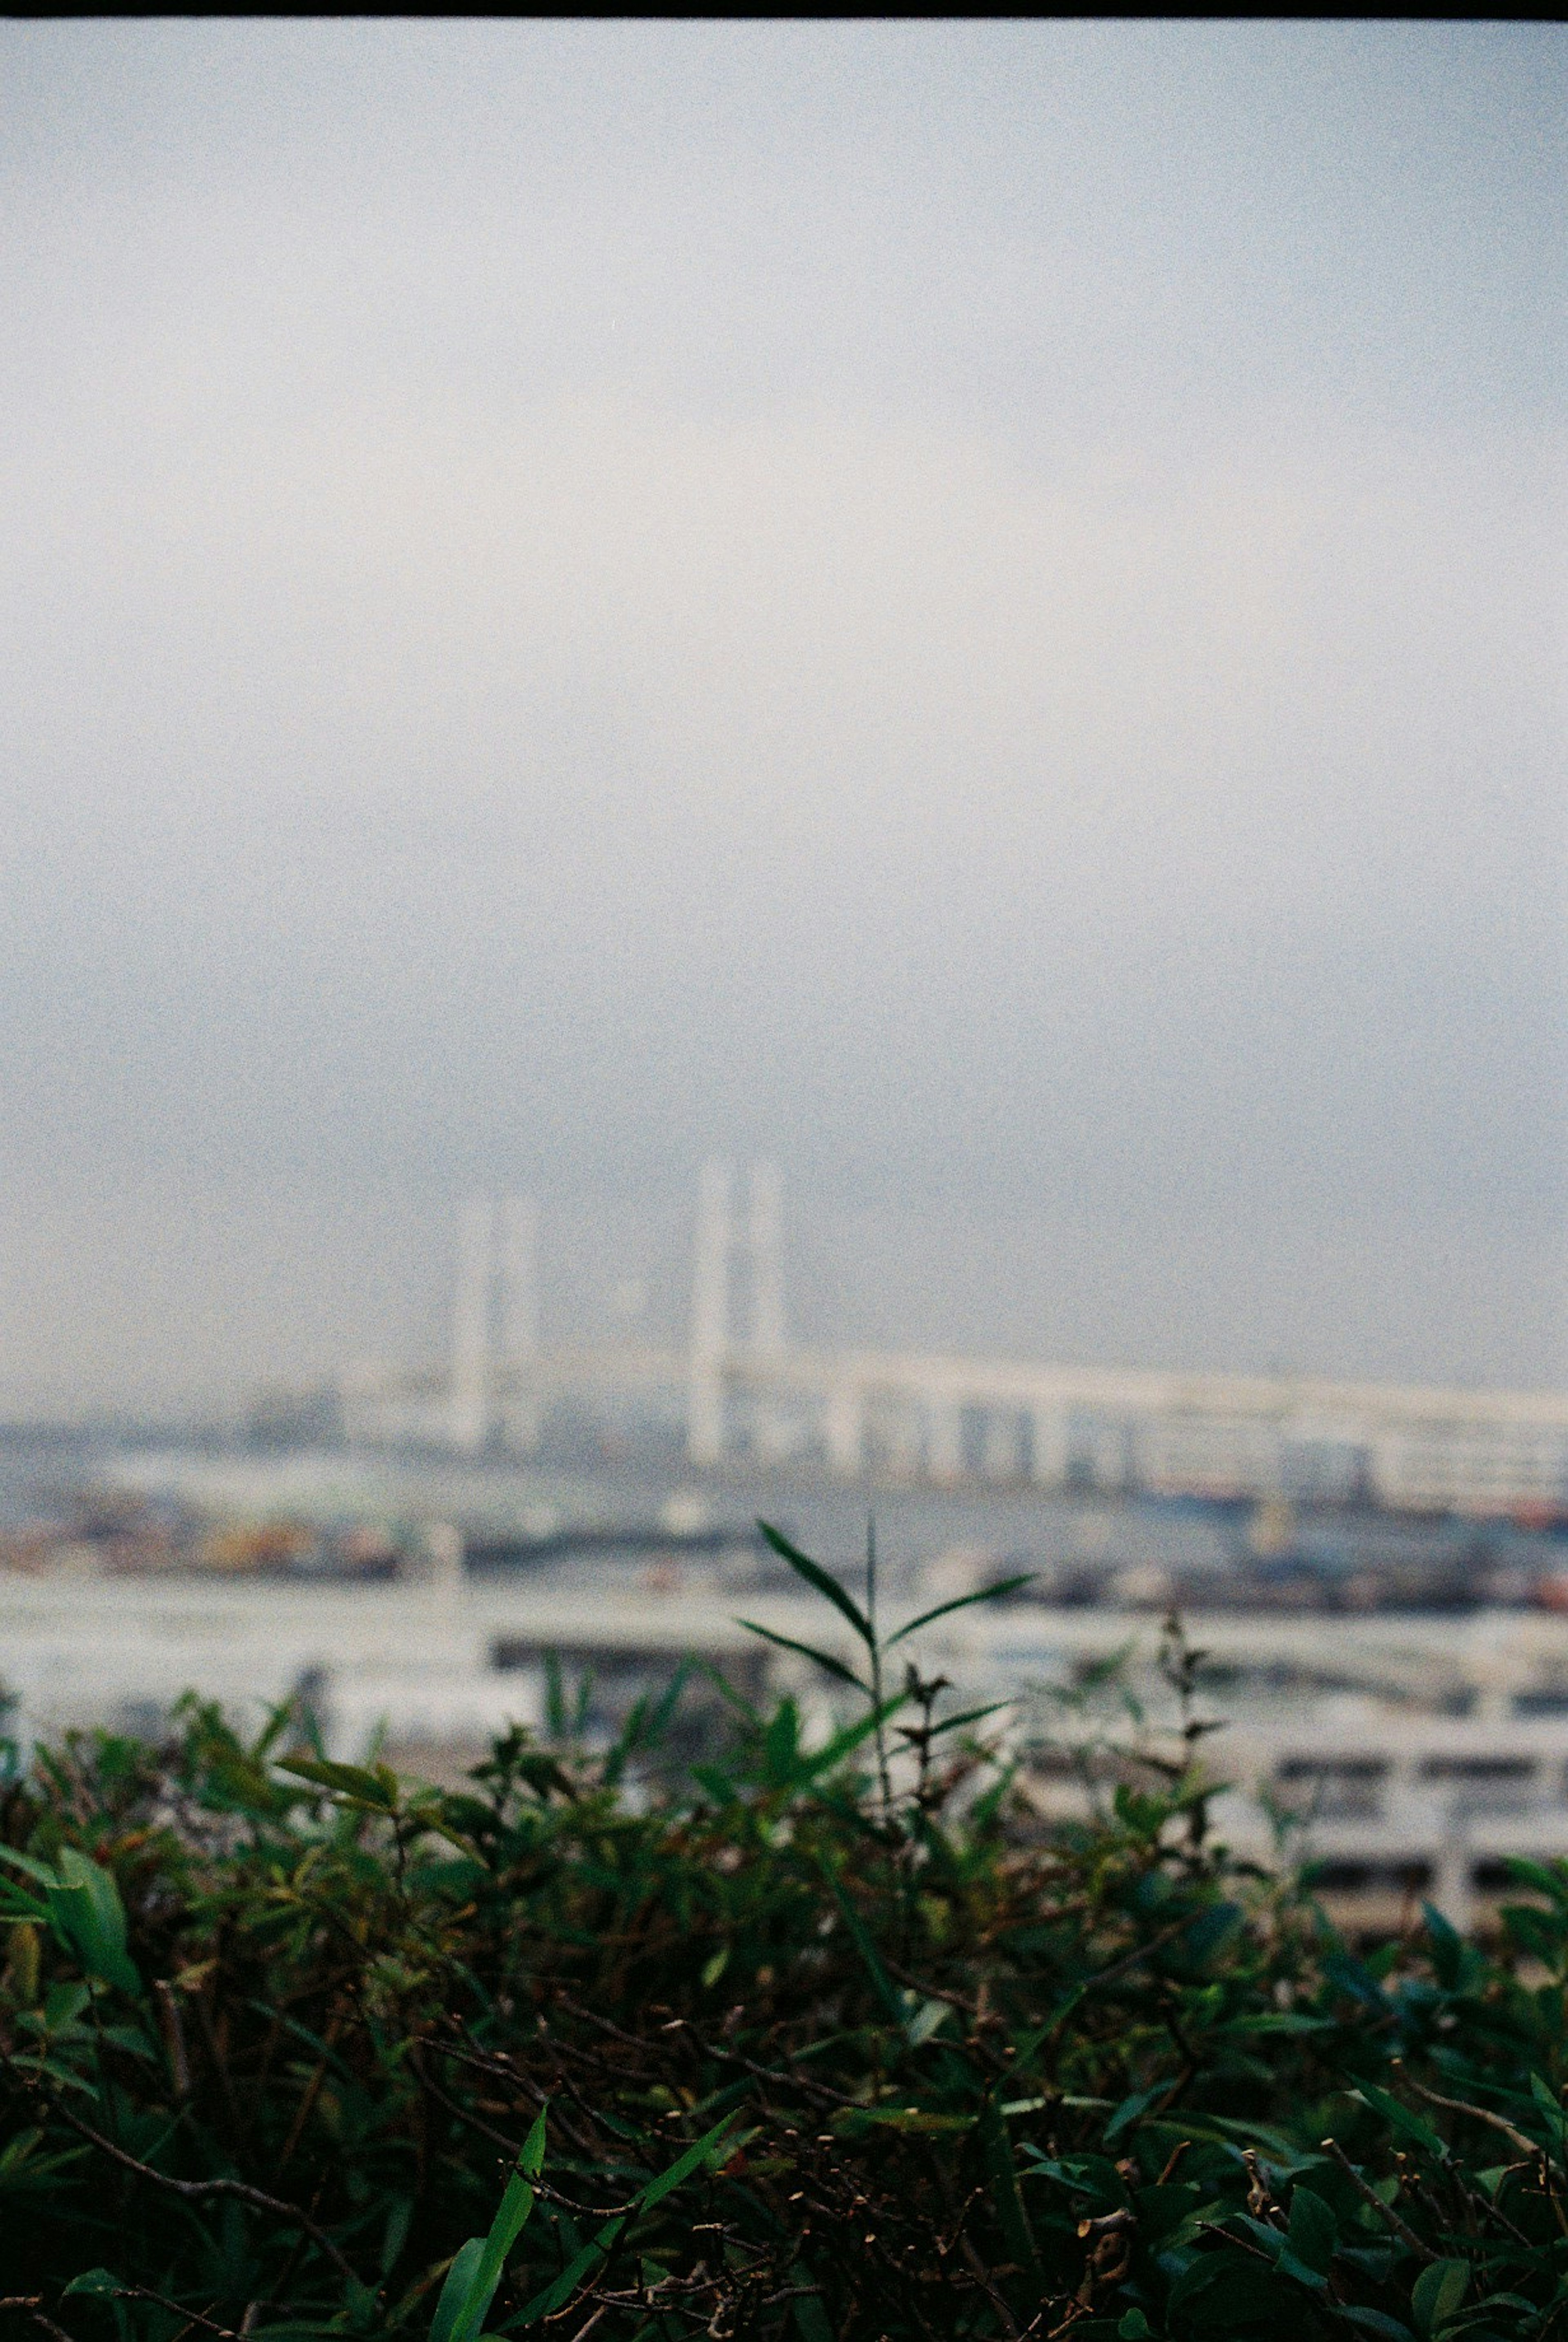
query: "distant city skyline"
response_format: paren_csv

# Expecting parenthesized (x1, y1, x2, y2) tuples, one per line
(0, 22, 1561, 1411)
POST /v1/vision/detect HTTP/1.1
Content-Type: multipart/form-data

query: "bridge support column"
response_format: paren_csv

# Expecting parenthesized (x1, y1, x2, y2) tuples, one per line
(927, 1400, 964, 1484)
(1029, 1408, 1070, 1489)
(982, 1408, 1022, 1481)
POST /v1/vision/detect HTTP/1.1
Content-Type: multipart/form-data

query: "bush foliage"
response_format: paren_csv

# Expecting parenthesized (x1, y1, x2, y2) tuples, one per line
(4, 1528, 1568, 2341)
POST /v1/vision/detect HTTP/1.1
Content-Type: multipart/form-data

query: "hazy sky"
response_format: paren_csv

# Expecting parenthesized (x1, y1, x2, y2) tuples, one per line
(0, 21, 1563, 1409)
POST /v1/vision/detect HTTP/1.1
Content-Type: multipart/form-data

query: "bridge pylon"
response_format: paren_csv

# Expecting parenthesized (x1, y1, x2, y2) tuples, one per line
(446, 1193, 540, 1455)
(687, 1159, 787, 1466)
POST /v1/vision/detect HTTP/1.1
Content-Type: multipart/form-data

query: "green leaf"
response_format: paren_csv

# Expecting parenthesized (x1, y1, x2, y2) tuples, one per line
(0, 1847, 60, 1892)
(516, 2113, 738, 2325)
(909, 1702, 1011, 1742)
(795, 1695, 910, 1786)
(1190, 2112, 1312, 2161)
(817, 1856, 902, 2022)
(638, 2110, 741, 2213)
(1527, 2072, 1568, 2137)
(762, 1696, 801, 1779)
(1412, 2258, 1468, 2338)
(884, 1574, 1036, 1646)
(380, 2199, 414, 2283)
(47, 1849, 141, 1998)
(1323, 1951, 1392, 2012)
(691, 1657, 762, 1732)
(466, 2112, 547, 2333)
(42, 1980, 91, 2030)
(1168, 2246, 1280, 2321)
(1104, 2086, 1162, 2146)
(1421, 1901, 1466, 1989)
(511, 1751, 575, 1803)
(736, 1620, 868, 1692)
(0, 1882, 49, 1925)
(431, 2239, 486, 2342)
(1277, 2246, 1328, 2291)
(644, 1659, 690, 1745)
(1357, 2082, 1447, 2163)
(756, 1523, 873, 1646)
(277, 1755, 400, 1812)
(1132, 2181, 1203, 2248)
(1287, 2183, 1336, 2276)
(1496, 1856, 1568, 1905)
(519, 2224, 625, 2324)
(1178, 1901, 1243, 1969)
(977, 2092, 1038, 2280)
(600, 1695, 650, 1789)
(431, 2112, 546, 2342)
(63, 2270, 122, 2298)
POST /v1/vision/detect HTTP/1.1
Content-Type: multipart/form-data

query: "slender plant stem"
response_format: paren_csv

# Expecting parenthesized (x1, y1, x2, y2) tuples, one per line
(867, 1515, 894, 1827)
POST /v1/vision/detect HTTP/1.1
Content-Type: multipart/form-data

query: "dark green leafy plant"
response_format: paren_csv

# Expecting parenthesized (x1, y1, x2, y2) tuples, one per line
(0, 1533, 1566, 2340)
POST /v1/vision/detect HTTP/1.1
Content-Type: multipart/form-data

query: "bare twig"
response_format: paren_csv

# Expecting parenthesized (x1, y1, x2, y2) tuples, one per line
(109, 2289, 238, 2341)
(1398, 2070, 1541, 2162)
(1319, 2137, 1438, 2265)
(153, 1981, 192, 2101)
(412, 2050, 622, 2217)
(555, 1995, 856, 2107)
(20, 2081, 356, 2284)
(960, 2233, 1022, 2339)
(0, 2307, 77, 2342)
(1195, 2220, 1279, 2266)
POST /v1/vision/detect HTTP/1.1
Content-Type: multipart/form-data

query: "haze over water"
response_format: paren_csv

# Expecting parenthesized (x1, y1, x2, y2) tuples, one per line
(0, 23, 1562, 1418)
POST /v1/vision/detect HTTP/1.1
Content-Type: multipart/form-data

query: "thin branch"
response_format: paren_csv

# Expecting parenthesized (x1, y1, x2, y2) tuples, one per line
(557, 1995, 856, 2106)
(1194, 2221, 1279, 2266)
(412, 2050, 623, 2218)
(880, 1954, 978, 2016)
(1319, 2137, 1438, 2265)
(26, 2085, 357, 2284)
(153, 1981, 192, 2102)
(0, 2308, 77, 2342)
(1399, 2072, 1541, 2162)
(960, 2233, 1022, 2339)
(410, 2046, 522, 2155)
(109, 2290, 238, 2342)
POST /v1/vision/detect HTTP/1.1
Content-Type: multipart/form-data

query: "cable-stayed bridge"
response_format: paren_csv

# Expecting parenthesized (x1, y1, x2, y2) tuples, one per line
(338, 1165, 1568, 1520)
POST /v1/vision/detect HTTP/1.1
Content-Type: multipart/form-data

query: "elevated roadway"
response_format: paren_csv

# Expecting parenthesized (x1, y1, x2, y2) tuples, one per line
(340, 1341, 1568, 1517)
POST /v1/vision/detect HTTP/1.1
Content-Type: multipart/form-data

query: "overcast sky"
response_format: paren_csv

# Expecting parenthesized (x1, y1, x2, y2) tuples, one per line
(0, 21, 1563, 1410)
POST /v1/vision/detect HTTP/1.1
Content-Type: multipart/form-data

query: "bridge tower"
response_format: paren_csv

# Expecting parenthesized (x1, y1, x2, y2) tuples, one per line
(448, 1194, 539, 1455)
(448, 1196, 496, 1455)
(498, 1194, 540, 1453)
(687, 1160, 786, 1466)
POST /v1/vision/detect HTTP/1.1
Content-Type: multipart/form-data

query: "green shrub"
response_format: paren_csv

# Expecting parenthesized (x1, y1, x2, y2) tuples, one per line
(0, 1529, 1567, 2340)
